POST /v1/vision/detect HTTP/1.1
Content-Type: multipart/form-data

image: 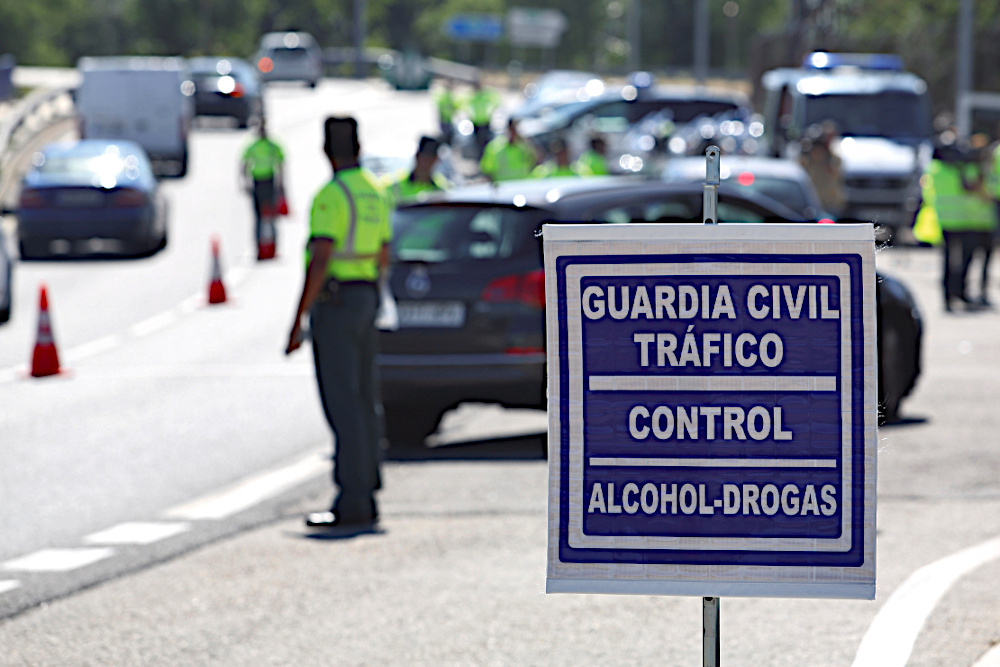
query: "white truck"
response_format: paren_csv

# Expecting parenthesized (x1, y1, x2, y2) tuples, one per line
(759, 52, 934, 241)
(76, 56, 193, 177)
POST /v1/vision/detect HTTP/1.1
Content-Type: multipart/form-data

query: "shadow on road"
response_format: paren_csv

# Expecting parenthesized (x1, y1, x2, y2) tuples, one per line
(385, 431, 547, 462)
(881, 415, 928, 428)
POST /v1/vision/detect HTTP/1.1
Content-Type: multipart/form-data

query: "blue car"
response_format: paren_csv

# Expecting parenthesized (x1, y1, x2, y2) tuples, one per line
(16, 140, 168, 258)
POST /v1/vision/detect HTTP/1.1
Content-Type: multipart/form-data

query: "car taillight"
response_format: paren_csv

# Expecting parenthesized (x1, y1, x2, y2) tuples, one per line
(230, 82, 244, 98)
(818, 218, 835, 224)
(258, 57, 274, 73)
(19, 189, 45, 209)
(481, 269, 545, 309)
(111, 189, 147, 207)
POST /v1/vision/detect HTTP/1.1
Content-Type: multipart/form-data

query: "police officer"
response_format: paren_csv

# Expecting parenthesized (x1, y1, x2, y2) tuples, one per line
(574, 135, 610, 176)
(532, 138, 581, 178)
(286, 116, 392, 528)
(434, 80, 457, 145)
(467, 79, 500, 158)
(386, 136, 449, 205)
(240, 119, 285, 244)
(480, 118, 537, 183)
(923, 135, 998, 310)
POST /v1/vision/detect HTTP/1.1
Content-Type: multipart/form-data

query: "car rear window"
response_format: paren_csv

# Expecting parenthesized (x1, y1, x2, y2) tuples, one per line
(392, 205, 541, 263)
(272, 48, 310, 59)
(583, 198, 769, 225)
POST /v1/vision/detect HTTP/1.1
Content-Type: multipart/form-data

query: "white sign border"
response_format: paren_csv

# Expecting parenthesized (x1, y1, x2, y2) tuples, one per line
(544, 223, 877, 600)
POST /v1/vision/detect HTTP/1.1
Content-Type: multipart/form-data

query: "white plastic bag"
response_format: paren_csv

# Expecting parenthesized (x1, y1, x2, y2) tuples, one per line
(375, 280, 399, 331)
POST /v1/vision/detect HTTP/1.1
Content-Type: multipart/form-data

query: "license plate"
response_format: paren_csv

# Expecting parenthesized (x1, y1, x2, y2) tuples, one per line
(397, 301, 466, 328)
(56, 189, 104, 207)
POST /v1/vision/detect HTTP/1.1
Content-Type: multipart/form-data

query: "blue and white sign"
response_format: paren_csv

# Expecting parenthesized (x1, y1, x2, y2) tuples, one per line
(442, 14, 504, 43)
(543, 223, 877, 600)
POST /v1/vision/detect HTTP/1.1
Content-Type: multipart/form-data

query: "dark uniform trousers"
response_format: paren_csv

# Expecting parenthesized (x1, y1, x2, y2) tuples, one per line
(310, 282, 381, 522)
(251, 178, 275, 241)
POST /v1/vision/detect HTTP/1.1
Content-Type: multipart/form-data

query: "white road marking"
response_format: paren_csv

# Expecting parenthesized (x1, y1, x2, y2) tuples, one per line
(0, 250, 259, 384)
(128, 311, 179, 338)
(83, 521, 190, 545)
(62, 334, 123, 363)
(164, 449, 328, 520)
(69, 363, 312, 379)
(974, 645, 1000, 667)
(1, 548, 115, 573)
(0, 580, 21, 595)
(853, 535, 1000, 666)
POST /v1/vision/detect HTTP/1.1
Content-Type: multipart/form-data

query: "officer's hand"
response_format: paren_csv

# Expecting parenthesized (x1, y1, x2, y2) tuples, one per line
(286, 323, 302, 355)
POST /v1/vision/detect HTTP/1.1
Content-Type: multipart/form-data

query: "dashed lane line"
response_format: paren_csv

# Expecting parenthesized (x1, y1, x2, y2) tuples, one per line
(852, 535, 1000, 666)
(83, 522, 190, 546)
(0, 448, 327, 598)
(164, 448, 328, 520)
(1, 548, 116, 573)
(0, 255, 255, 382)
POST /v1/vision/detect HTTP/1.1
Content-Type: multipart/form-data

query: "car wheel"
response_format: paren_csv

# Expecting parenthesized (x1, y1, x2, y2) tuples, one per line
(879, 318, 903, 425)
(382, 402, 442, 447)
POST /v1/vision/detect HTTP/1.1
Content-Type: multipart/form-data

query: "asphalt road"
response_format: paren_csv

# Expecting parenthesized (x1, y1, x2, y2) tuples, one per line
(2, 77, 1000, 665)
(0, 78, 441, 563)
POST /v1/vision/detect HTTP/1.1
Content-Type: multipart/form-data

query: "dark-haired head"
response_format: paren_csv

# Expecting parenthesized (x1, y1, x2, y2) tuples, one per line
(324, 116, 360, 161)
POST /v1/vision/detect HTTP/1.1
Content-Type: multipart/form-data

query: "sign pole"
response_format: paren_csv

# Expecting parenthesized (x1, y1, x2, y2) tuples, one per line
(703, 596, 720, 666)
(702, 145, 721, 667)
(703, 145, 720, 225)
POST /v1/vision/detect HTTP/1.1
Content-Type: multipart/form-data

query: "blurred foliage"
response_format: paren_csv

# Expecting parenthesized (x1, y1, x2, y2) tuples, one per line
(1, 0, 999, 114)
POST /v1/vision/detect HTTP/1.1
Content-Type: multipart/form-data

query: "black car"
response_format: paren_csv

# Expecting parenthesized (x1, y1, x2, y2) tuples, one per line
(378, 176, 922, 444)
(188, 57, 263, 128)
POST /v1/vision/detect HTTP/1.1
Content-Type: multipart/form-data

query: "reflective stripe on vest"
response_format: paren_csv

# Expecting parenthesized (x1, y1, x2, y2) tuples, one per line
(330, 181, 380, 260)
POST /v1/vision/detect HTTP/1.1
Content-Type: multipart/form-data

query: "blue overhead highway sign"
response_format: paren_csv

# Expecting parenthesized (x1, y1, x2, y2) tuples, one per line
(543, 223, 877, 600)
(442, 14, 504, 43)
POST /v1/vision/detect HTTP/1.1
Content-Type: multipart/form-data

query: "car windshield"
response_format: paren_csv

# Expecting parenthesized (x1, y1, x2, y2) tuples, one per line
(392, 205, 542, 263)
(803, 92, 930, 139)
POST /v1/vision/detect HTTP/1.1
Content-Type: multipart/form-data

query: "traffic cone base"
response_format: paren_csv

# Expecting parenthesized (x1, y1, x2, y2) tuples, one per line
(207, 237, 227, 304)
(257, 219, 276, 261)
(29, 284, 63, 378)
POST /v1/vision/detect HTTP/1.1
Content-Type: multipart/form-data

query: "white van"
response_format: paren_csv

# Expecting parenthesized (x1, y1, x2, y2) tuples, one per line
(76, 56, 194, 177)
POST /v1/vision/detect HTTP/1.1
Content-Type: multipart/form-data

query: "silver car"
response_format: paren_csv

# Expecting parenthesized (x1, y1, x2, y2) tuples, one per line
(254, 32, 323, 88)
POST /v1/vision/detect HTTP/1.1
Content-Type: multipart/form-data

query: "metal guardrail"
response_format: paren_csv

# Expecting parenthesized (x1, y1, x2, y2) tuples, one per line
(0, 85, 75, 206)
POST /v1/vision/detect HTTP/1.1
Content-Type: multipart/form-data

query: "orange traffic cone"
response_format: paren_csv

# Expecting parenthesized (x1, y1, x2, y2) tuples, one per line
(30, 284, 61, 378)
(257, 218, 276, 260)
(207, 236, 227, 304)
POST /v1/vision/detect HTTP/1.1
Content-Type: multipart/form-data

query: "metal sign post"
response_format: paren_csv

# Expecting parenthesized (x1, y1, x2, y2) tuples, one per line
(703, 145, 720, 225)
(703, 145, 721, 667)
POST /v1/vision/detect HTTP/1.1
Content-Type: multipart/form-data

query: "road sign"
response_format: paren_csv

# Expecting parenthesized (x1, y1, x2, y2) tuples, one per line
(506, 8, 567, 49)
(543, 222, 877, 600)
(442, 14, 504, 43)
